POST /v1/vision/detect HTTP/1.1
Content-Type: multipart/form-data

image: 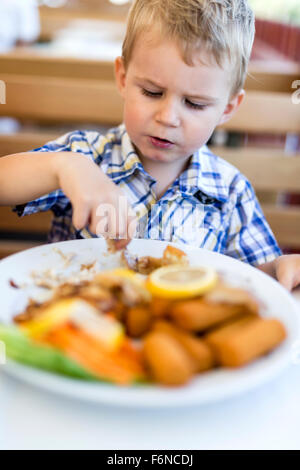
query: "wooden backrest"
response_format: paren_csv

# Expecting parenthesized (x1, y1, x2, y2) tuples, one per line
(245, 67, 300, 93)
(221, 90, 300, 134)
(38, 3, 129, 42)
(0, 73, 123, 125)
(211, 85, 300, 248)
(0, 53, 117, 156)
(0, 53, 115, 80)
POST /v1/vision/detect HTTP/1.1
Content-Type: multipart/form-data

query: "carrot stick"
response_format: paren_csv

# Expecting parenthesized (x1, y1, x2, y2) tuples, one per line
(45, 323, 145, 385)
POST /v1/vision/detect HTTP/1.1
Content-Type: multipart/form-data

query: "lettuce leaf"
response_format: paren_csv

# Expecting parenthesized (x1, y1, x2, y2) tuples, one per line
(0, 324, 101, 381)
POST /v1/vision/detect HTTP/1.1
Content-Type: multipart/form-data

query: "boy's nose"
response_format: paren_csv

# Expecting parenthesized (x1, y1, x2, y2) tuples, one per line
(155, 98, 180, 128)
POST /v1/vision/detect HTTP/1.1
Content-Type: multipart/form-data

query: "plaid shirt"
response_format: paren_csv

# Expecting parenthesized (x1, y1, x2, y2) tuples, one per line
(14, 124, 281, 266)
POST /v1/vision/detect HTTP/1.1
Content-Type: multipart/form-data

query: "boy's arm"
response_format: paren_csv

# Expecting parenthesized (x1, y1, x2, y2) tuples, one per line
(0, 152, 69, 205)
(256, 260, 276, 278)
(257, 255, 300, 291)
(0, 151, 136, 243)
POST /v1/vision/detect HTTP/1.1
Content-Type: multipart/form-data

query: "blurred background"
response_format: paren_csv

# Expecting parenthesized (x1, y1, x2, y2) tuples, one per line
(0, 0, 299, 58)
(250, 0, 300, 24)
(0, 0, 299, 259)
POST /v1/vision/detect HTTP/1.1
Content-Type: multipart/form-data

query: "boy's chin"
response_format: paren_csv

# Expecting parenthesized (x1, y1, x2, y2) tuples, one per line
(134, 142, 190, 166)
(140, 152, 176, 164)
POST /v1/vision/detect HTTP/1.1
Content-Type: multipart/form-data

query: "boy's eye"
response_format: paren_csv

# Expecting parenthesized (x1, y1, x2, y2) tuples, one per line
(186, 100, 207, 110)
(141, 88, 162, 98)
(141, 88, 208, 110)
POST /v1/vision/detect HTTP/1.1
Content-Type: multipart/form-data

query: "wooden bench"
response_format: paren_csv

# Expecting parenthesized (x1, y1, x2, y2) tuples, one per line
(0, 51, 299, 256)
(38, 2, 129, 42)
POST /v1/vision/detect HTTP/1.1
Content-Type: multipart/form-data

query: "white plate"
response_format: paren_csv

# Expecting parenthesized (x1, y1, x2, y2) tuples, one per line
(0, 238, 299, 408)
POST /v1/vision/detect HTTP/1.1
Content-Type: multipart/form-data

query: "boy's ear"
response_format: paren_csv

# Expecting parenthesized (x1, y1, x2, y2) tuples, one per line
(115, 56, 127, 98)
(218, 89, 245, 126)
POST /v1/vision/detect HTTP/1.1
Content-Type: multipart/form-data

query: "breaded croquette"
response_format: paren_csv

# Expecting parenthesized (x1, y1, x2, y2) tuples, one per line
(150, 297, 173, 318)
(143, 331, 194, 385)
(204, 316, 287, 367)
(204, 283, 259, 315)
(170, 299, 250, 332)
(126, 305, 152, 338)
(153, 320, 215, 373)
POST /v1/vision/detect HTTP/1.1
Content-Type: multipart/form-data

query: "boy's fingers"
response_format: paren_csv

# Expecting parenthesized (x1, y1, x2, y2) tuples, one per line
(276, 255, 300, 291)
(128, 215, 137, 239)
(107, 213, 137, 251)
(276, 263, 294, 291)
(277, 272, 294, 291)
(72, 202, 91, 230)
(91, 214, 108, 237)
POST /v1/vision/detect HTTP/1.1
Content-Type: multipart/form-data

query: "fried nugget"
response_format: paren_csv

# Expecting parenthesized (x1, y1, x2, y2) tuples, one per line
(153, 320, 215, 373)
(204, 315, 286, 367)
(170, 299, 251, 332)
(143, 331, 194, 385)
(162, 245, 189, 265)
(126, 305, 152, 338)
(204, 283, 259, 315)
(150, 297, 173, 318)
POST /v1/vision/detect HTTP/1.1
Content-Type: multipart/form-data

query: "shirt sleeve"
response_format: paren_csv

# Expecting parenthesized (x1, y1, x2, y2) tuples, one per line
(224, 174, 282, 266)
(12, 130, 98, 218)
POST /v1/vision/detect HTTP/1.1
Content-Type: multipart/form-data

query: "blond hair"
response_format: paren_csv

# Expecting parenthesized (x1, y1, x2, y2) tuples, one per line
(122, 0, 255, 96)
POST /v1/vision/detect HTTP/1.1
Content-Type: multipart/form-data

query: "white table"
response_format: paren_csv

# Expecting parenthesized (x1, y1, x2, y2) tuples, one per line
(1, 290, 300, 451)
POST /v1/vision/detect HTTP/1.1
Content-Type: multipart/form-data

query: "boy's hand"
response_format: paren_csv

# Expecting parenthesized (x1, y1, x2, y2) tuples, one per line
(54, 153, 137, 245)
(274, 255, 300, 291)
(258, 255, 300, 291)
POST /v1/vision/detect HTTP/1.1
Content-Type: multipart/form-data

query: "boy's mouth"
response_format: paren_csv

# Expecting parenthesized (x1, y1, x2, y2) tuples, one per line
(149, 136, 174, 149)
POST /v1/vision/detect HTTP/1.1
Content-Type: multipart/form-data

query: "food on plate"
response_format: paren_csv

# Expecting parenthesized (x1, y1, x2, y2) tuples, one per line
(204, 315, 286, 367)
(143, 331, 195, 385)
(0, 244, 287, 387)
(44, 324, 145, 385)
(0, 324, 98, 380)
(149, 296, 174, 318)
(107, 238, 129, 253)
(153, 321, 215, 373)
(20, 298, 124, 349)
(147, 265, 218, 299)
(169, 283, 259, 331)
(170, 299, 256, 332)
(122, 245, 188, 274)
(126, 305, 153, 338)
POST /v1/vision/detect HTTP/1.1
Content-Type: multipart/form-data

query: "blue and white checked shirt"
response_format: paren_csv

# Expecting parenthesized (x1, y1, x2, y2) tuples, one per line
(13, 124, 281, 266)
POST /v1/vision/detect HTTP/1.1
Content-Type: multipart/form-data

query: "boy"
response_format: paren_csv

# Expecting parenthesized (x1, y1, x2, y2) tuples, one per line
(0, 0, 299, 290)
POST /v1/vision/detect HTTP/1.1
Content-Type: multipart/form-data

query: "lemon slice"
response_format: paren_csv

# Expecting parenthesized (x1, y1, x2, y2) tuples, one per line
(22, 298, 124, 350)
(147, 264, 218, 299)
(21, 298, 79, 339)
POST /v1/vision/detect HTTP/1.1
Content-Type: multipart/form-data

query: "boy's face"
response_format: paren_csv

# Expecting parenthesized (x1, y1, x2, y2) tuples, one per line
(115, 30, 243, 169)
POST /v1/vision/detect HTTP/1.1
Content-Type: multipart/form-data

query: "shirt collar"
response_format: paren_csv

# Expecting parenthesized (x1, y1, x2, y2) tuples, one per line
(109, 125, 228, 203)
(177, 146, 229, 203)
(108, 124, 155, 186)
